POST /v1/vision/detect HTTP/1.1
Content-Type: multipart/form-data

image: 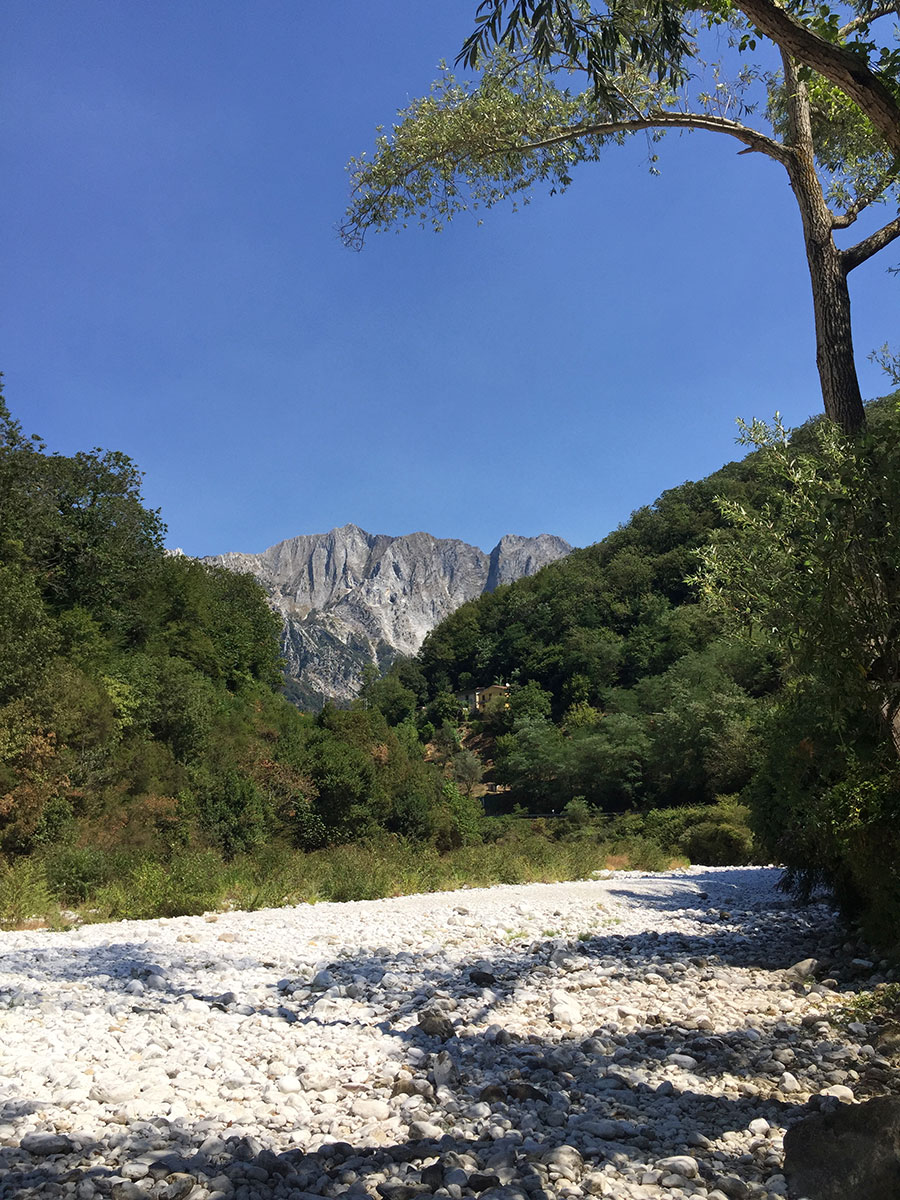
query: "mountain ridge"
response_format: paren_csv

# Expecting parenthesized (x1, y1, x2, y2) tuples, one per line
(204, 525, 572, 707)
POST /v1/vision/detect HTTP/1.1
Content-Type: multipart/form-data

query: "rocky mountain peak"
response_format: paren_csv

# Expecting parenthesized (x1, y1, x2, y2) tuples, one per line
(205, 526, 572, 708)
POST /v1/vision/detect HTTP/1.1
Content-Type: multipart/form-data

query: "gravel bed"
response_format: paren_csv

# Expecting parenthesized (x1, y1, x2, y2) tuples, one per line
(1, 865, 896, 1200)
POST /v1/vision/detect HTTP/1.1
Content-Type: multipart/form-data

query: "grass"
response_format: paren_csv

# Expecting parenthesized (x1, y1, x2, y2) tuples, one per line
(0, 799, 756, 927)
(837, 982, 900, 1025)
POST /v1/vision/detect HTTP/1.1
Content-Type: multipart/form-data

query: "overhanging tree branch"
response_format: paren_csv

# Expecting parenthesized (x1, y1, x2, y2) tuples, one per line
(831, 169, 900, 227)
(839, 3, 899, 39)
(513, 110, 795, 164)
(843, 210, 900, 269)
(460, 0, 900, 156)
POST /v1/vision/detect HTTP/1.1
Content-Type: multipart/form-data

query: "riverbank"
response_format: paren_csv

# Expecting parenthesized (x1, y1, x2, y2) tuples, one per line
(1, 866, 896, 1199)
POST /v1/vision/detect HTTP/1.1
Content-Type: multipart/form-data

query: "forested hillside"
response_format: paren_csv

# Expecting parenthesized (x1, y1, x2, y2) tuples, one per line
(0, 391, 461, 875)
(374, 397, 900, 942)
(404, 452, 776, 812)
(4, 385, 899, 943)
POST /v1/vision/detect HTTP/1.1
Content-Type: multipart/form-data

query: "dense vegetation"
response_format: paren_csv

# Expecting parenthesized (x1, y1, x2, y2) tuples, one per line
(377, 396, 900, 945)
(0, 391, 467, 872)
(4, 383, 900, 947)
(400, 452, 777, 814)
(0, 386, 758, 924)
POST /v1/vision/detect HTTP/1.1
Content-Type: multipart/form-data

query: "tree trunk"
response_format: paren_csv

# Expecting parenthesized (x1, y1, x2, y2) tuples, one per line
(804, 235, 866, 435)
(780, 52, 867, 436)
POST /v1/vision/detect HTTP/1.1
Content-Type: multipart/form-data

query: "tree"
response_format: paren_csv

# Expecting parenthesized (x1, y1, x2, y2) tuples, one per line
(343, 0, 900, 433)
(694, 402, 900, 932)
(695, 406, 900, 753)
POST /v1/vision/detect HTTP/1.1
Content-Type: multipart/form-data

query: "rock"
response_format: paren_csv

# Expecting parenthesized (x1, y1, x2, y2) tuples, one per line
(418, 1009, 456, 1039)
(508, 1083, 547, 1102)
(667, 1054, 698, 1070)
(20, 1133, 76, 1157)
(783, 1095, 900, 1199)
(470, 969, 497, 987)
(161, 1175, 196, 1200)
(785, 958, 818, 982)
(352, 1099, 392, 1121)
(377, 1184, 419, 1200)
(431, 1050, 457, 1087)
(469, 1173, 502, 1192)
(657, 1156, 699, 1179)
(875, 1022, 900, 1056)
(543, 1146, 583, 1172)
(715, 1176, 751, 1199)
(205, 527, 571, 705)
(409, 1120, 443, 1140)
(819, 1084, 855, 1102)
(112, 1183, 147, 1200)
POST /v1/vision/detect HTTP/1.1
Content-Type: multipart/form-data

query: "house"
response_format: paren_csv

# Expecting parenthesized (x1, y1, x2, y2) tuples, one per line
(458, 683, 510, 714)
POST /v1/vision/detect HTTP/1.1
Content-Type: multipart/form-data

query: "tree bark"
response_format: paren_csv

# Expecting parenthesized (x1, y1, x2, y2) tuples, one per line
(803, 234, 866, 435)
(737, 0, 900, 157)
(780, 53, 867, 435)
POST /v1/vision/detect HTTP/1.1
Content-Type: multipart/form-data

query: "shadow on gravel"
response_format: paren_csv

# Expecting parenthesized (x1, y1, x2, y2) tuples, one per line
(3, 891, 892, 1198)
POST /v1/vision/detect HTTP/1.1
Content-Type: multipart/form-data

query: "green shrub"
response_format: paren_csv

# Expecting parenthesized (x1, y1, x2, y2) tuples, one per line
(683, 818, 754, 865)
(0, 857, 51, 927)
(42, 845, 131, 905)
(95, 850, 224, 920)
(433, 782, 483, 850)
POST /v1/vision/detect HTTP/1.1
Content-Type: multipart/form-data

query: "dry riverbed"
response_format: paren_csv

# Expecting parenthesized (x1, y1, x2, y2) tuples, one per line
(1, 866, 897, 1200)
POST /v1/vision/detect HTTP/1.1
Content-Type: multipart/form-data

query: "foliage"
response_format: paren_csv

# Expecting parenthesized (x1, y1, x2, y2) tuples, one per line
(697, 401, 900, 938)
(0, 856, 51, 927)
(344, 2, 900, 430)
(0, 797, 753, 926)
(0, 385, 457, 867)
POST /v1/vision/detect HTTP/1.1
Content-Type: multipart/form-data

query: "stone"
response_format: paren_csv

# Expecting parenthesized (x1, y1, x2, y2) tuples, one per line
(161, 1175, 197, 1200)
(657, 1156, 699, 1179)
(418, 1009, 456, 1039)
(543, 1146, 583, 1172)
(469, 1173, 502, 1192)
(409, 1120, 443, 1141)
(785, 958, 818, 982)
(470, 969, 497, 987)
(20, 1133, 76, 1157)
(431, 1051, 457, 1088)
(352, 1099, 392, 1121)
(783, 1095, 900, 1200)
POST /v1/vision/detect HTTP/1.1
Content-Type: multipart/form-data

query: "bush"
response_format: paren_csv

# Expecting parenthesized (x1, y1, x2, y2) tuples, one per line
(682, 819, 754, 865)
(0, 857, 51, 927)
(432, 782, 483, 850)
(42, 845, 130, 905)
(94, 850, 224, 920)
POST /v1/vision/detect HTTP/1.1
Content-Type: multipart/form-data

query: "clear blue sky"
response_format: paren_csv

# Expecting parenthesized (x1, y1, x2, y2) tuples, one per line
(3, 2, 896, 556)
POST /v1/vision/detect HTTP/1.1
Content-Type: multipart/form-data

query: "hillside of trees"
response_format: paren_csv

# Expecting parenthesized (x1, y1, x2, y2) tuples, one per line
(4, 383, 900, 944)
(0, 389, 464, 874)
(371, 396, 900, 943)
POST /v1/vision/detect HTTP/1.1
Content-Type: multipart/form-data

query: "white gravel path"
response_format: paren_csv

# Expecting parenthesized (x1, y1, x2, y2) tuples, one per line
(0, 866, 895, 1200)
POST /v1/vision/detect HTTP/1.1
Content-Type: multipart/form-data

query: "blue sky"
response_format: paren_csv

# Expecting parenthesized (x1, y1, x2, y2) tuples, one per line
(3, 1, 897, 556)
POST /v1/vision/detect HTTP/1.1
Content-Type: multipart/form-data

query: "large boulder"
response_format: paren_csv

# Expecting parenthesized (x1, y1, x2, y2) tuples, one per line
(783, 1096, 900, 1199)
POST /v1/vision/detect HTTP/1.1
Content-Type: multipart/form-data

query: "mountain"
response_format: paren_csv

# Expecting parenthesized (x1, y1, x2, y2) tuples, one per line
(205, 525, 572, 707)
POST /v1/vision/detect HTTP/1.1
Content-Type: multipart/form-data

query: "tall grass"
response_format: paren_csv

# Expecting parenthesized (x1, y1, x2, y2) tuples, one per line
(0, 799, 756, 926)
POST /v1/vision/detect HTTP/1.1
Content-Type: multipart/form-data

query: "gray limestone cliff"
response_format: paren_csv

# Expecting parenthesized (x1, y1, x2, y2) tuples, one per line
(205, 525, 572, 708)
